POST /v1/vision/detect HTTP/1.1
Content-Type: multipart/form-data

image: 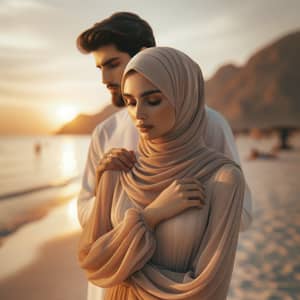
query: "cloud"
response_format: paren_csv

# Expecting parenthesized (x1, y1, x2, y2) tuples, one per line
(0, 0, 299, 123)
(0, 0, 56, 51)
(0, 30, 49, 50)
(0, 0, 51, 14)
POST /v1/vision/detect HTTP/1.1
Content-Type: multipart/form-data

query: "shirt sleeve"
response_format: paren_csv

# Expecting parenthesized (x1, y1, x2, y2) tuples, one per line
(124, 164, 245, 300)
(78, 171, 156, 288)
(77, 125, 105, 228)
(204, 106, 252, 231)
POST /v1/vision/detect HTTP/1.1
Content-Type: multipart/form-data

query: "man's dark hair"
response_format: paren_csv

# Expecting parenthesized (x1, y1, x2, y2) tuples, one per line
(77, 12, 156, 57)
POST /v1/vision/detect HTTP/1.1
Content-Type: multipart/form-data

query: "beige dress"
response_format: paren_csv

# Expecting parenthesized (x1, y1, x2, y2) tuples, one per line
(78, 163, 245, 300)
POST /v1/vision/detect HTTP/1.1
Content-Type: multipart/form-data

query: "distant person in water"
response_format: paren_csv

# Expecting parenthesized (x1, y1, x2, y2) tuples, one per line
(34, 142, 42, 156)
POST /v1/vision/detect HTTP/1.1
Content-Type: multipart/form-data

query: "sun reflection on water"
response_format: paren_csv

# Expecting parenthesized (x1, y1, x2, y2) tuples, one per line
(59, 138, 79, 179)
(66, 198, 81, 230)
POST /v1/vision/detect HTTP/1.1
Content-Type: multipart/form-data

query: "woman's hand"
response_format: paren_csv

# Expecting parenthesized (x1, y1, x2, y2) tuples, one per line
(142, 178, 206, 229)
(95, 148, 136, 193)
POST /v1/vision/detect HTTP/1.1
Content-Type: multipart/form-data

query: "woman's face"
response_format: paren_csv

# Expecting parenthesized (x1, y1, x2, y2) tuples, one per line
(123, 72, 176, 140)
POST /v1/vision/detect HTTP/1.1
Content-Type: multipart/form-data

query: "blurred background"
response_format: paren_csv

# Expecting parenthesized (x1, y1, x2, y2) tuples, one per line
(0, 0, 299, 299)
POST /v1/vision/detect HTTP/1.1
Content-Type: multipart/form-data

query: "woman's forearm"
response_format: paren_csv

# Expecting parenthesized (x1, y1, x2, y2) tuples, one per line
(142, 207, 161, 230)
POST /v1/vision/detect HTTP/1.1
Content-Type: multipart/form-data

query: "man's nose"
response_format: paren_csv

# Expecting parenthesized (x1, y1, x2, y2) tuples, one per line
(101, 69, 111, 84)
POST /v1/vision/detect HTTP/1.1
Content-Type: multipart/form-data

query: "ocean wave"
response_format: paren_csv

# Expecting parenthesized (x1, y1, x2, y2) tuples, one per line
(0, 176, 80, 201)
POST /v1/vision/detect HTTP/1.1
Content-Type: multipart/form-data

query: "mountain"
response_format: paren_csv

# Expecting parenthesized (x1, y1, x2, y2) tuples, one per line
(205, 31, 300, 130)
(57, 31, 300, 134)
(56, 104, 120, 134)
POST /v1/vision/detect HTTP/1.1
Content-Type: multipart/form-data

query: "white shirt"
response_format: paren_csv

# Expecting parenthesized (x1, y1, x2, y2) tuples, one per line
(77, 106, 252, 300)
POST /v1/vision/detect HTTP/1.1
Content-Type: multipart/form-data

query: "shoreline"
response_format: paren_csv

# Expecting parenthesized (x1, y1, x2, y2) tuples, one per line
(0, 176, 80, 201)
(0, 197, 82, 280)
(0, 183, 80, 246)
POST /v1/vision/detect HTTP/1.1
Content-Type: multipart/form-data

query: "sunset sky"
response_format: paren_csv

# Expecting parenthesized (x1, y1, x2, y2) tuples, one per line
(0, 0, 299, 134)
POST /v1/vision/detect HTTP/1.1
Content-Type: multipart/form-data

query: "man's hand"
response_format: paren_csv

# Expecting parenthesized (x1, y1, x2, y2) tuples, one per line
(95, 148, 137, 193)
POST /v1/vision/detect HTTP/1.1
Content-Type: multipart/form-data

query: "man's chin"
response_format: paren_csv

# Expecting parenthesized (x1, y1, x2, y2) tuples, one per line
(111, 92, 125, 107)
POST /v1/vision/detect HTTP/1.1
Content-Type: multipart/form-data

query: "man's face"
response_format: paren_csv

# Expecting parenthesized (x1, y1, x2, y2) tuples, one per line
(92, 44, 131, 107)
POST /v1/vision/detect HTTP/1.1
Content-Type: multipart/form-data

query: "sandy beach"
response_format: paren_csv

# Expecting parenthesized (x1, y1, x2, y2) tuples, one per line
(0, 232, 86, 300)
(0, 199, 87, 300)
(0, 133, 299, 299)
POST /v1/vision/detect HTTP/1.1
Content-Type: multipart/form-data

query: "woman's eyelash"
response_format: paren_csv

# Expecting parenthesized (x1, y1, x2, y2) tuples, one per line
(148, 99, 161, 105)
(125, 98, 162, 106)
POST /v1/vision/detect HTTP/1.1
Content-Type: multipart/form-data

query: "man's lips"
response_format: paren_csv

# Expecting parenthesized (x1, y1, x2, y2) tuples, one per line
(107, 84, 119, 92)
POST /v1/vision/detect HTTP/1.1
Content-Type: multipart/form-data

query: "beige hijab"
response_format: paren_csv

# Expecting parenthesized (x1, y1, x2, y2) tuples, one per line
(120, 47, 233, 206)
(78, 47, 245, 300)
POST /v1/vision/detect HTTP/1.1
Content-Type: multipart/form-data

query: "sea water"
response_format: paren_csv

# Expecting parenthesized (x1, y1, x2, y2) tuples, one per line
(0, 135, 90, 236)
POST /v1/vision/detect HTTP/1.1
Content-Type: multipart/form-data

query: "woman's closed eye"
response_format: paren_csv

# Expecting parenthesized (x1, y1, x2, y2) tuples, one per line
(124, 98, 162, 107)
(146, 97, 162, 106)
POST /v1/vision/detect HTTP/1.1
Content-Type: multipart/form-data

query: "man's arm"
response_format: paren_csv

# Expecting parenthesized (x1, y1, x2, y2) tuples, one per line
(204, 106, 253, 231)
(77, 116, 137, 228)
(77, 126, 104, 228)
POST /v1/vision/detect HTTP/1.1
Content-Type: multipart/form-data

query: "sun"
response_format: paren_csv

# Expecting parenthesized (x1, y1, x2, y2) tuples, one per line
(55, 105, 78, 124)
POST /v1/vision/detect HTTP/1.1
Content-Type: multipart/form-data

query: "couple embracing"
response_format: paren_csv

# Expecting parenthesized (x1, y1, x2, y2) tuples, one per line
(76, 12, 252, 300)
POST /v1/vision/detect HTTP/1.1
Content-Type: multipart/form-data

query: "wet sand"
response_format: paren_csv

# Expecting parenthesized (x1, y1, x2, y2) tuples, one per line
(0, 197, 88, 300)
(0, 232, 87, 300)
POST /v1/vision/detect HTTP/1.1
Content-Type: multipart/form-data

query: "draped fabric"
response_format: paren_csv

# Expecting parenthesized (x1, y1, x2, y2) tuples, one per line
(78, 47, 245, 299)
(119, 47, 233, 207)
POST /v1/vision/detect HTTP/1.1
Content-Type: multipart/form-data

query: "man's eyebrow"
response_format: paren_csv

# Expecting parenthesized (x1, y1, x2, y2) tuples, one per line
(123, 90, 161, 99)
(96, 57, 119, 69)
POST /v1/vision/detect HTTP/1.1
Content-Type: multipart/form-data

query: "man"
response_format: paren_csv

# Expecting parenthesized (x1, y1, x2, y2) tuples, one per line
(76, 12, 252, 300)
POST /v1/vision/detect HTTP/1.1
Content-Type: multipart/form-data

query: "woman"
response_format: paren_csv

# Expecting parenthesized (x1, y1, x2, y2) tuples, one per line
(78, 47, 245, 299)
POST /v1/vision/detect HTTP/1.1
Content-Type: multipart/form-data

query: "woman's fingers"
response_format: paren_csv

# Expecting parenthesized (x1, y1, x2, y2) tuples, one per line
(110, 153, 132, 169)
(180, 180, 205, 197)
(99, 148, 136, 171)
(100, 154, 129, 171)
(182, 183, 205, 193)
(184, 190, 205, 202)
(129, 150, 137, 162)
(178, 178, 204, 190)
(113, 148, 136, 164)
(111, 158, 131, 171)
(181, 186, 205, 202)
(185, 199, 205, 208)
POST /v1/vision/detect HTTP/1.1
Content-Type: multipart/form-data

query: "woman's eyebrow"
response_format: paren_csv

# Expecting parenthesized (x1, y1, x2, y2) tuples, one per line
(140, 89, 161, 97)
(123, 89, 161, 99)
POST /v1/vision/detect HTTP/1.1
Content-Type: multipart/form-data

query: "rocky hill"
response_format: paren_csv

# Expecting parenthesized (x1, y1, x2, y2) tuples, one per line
(56, 104, 119, 134)
(205, 31, 300, 130)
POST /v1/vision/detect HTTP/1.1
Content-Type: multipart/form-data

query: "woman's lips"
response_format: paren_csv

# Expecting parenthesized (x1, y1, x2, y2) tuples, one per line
(137, 125, 154, 132)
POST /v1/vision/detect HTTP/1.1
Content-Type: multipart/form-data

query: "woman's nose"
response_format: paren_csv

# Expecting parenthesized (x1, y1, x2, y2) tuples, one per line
(135, 104, 147, 120)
